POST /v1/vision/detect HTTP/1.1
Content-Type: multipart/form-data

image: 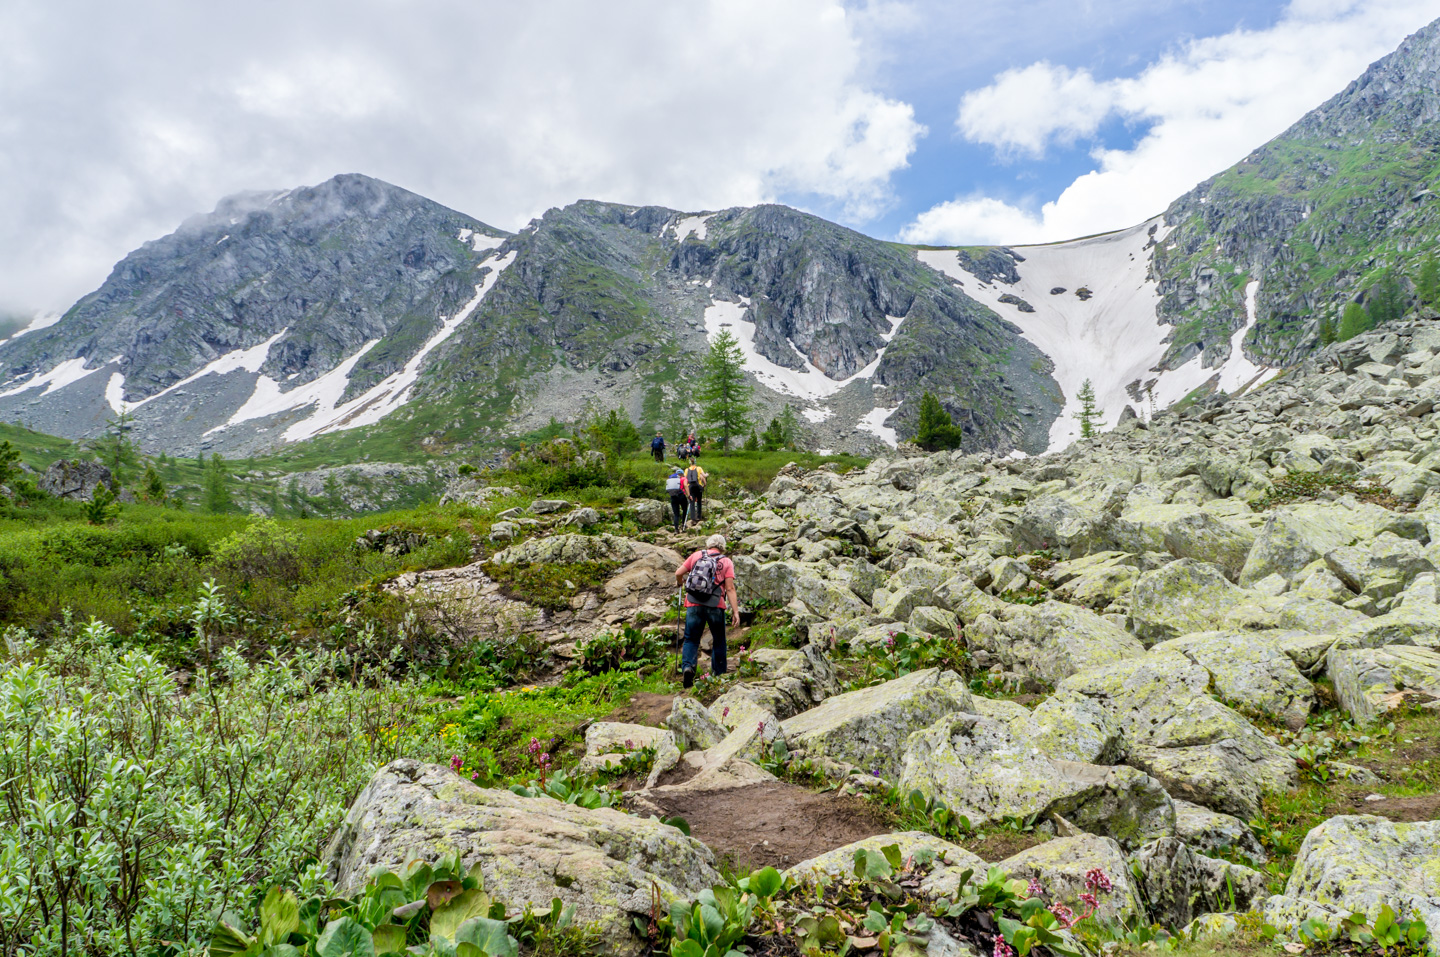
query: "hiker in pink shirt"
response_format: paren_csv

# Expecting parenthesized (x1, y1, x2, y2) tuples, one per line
(674, 533, 740, 687)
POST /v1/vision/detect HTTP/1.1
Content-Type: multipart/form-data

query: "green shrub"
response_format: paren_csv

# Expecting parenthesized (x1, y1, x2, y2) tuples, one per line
(575, 627, 666, 675)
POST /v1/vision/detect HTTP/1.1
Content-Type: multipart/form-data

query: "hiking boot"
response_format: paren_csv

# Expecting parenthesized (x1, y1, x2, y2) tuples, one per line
(682, 667, 695, 689)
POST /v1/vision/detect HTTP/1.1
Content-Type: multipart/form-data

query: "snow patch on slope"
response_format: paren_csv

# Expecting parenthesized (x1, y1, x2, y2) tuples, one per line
(119, 327, 291, 414)
(457, 228, 505, 252)
(4, 311, 62, 343)
(670, 214, 713, 243)
(702, 301, 904, 404)
(0, 356, 104, 399)
(217, 251, 518, 441)
(858, 406, 899, 447)
(916, 218, 1273, 451)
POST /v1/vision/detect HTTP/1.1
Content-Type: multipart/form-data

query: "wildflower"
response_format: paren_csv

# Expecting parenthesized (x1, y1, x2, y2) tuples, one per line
(1079, 892, 1099, 911)
(993, 935, 1016, 957)
(449, 755, 463, 773)
(722, 707, 730, 718)
(1026, 878, 1045, 899)
(757, 721, 766, 734)
(625, 739, 635, 750)
(1050, 903, 1076, 929)
(1084, 868, 1112, 894)
(871, 769, 881, 777)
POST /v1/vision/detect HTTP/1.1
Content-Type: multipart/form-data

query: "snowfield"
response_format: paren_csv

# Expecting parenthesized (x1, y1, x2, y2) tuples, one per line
(669, 214, 713, 243)
(916, 218, 1275, 452)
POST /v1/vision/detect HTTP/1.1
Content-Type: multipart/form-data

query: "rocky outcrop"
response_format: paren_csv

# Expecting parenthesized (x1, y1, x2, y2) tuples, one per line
(323, 760, 720, 954)
(1275, 816, 1440, 929)
(38, 459, 111, 500)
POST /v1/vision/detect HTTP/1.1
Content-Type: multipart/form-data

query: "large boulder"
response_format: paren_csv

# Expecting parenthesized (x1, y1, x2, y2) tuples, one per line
(1152, 631, 1316, 730)
(1131, 838, 1268, 927)
(1326, 645, 1440, 724)
(999, 835, 1143, 922)
(39, 459, 112, 500)
(491, 533, 671, 566)
(709, 643, 842, 724)
(1281, 816, 1440, 928)
(1173, 799, 1268, 863)
(782, 668, 971, 781)
(967, 602, 1145, 685)
(785, 831, 987, 899)
(323, 761, 720, 954)
(1031, 654, 1296, 818)
(1239, 501, 1419, 587)
(1130, 559, 1249, 644)
(1110, 504, 1257, 581)
(897, 714, 1173, 847)
(666, 697, 728, 751)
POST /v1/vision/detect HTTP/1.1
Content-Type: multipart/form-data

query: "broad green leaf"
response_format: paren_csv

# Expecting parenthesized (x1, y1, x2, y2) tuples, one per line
(881, 844, 904, 873)
(259, 947, 302, 957)
(370, 925, 407, 955)
(750, 866, 782, 899)
(671, 941, 705, 957)
(456, 944, 485, 957)
(456, 916, 517, 957)
(315, 917, 376, 957)
(209, 918, 255, 957)
(427, 879, 465, 909)
(431, 889, 495, 941)
(260, 887, 301, 946)
(699, 903, 726, 942)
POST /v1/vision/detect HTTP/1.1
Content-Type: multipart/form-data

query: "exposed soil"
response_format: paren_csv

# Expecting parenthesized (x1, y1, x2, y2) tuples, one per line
(1331, 792, 1440, 822)
(639, 781, 892, 870)
(603, 692, 676, 727)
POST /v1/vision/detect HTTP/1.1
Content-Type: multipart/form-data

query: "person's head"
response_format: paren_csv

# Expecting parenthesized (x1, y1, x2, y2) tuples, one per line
(706, 534, 727, 553)
(688, 457, 697, 466)
(656, 430, 662, 436)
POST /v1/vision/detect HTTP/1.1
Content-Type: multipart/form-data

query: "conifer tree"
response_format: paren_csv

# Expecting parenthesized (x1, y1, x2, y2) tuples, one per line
(1338, 301, 1372, 341)
(744, 429, 759, 452)
(916, 392, 963, 450)
(142, 464, 166, 504)
(204, 453, 232, 513)
(1317, 313, 1337, 346)
(1077, 379, 1104, 439)
(1368, 269, 1406, 327)
(778, 405, 800, 449)
(1417, 253, 1440, 309)
(698, 330, 753, 450)
(89, 409, 140, 488)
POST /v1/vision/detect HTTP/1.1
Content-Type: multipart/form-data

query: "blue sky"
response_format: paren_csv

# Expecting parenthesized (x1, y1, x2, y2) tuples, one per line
(3, 0, 1440, 315)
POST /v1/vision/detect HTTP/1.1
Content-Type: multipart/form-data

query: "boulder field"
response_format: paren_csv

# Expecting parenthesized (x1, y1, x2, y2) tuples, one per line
(338, 318, 1440, 952)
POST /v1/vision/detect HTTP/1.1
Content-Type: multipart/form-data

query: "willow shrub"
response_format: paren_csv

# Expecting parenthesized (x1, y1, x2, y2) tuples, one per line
(0, 617, 445, 956)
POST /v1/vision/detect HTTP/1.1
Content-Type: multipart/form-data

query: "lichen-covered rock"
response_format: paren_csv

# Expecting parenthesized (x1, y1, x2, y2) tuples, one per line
(1000, 835, 1143, 922)
(1131, 838, 1268, 927)
(666, 697, 728, 751)
(1130, 559, 1247, 644)
(1111, 504, 1257, 581)
(491, 532, 667, 566)
(1239, 501, 1406, 587)
(1173, 799, 1268, 863)
(966, 602, 1145, 685)
(782, 668, 971, 780)
(1326, 644, 1440, 723)
(1341, 601, 1440, 649)
(785, 831, 987, 900)
(909, 605, 960, 637)
(323, 760, 720, 954)
(878, 585, 942, 621)
(897, 715, 1173, 847)
(1127, 740, 1294, 820)
(1153, 631, 1316, 729)
(1283, 816, 1440, 928)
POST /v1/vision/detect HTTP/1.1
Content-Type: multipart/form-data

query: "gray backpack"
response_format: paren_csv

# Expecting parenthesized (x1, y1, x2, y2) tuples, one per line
(685, 551, 723, 607)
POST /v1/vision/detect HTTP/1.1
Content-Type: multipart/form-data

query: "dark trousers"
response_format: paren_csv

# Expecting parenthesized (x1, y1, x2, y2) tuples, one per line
(688, 489, 703, 523)
(682, 605, 727, 675)
(668, 492, 687, 530)
(652, 447, 664, 461)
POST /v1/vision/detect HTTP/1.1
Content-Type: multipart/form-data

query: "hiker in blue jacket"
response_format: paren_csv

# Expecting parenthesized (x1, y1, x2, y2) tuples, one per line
(651, 431, 665, 462)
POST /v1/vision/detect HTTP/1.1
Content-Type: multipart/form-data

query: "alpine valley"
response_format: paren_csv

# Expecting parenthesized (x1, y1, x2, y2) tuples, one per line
(6, 18, 1440, 465)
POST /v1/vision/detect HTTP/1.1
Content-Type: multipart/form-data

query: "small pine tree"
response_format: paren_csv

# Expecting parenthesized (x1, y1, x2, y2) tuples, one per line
(142, 464, 166, 504)
(778, 405, 801, 449)
(1317, 313, 1337, 346)
(1077, 379, 1104, 439)
(323, 473, 343, 513)
(0, 439, 19, 487)
(744, 429, 759, 452)
(83, 483, 119, 525)
(916, 392, 964, 450)
(204, 453, 232, 513)
(88, 409, 140, 488)
(1368, 269, 1406, 327)
(1338, 301, 1372, 341)
(698, 330, 754, 451)
(1417, 253, 1440, 310)
(760, 417, 786, 452)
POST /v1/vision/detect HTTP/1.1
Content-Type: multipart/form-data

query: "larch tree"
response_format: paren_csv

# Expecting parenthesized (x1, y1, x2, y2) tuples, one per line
(698, 330, 753, 450)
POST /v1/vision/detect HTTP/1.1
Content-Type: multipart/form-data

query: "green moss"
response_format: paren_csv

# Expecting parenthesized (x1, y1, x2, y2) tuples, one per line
(482, 560, 620, 610)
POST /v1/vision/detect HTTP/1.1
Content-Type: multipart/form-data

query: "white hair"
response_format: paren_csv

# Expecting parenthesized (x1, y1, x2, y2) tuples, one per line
(706, 534, 727, 552)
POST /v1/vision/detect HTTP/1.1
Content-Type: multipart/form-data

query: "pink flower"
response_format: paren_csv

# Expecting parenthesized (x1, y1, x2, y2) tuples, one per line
(1050, 903, 1076, 929)
(625, 739, 635, 749)
(1079, 892, 1099, 910)
(1026, 878, 1045, 899)
(450, 755, 463, 772)
(757, 721, 766, 734)
(993, 935, 1016, 957)
(1084, 868, 1112, 894)
(722, 707, 730, 718)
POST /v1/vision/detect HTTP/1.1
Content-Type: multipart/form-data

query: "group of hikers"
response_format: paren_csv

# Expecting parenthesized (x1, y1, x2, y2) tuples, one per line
(649, 429, 701, 462)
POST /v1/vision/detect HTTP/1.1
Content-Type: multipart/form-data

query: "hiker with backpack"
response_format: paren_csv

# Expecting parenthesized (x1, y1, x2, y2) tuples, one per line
(665, 466, 687, 532)
(680, 459, 707, 526)
(674, 533, 740, 687)
(651, 431, 665, 462)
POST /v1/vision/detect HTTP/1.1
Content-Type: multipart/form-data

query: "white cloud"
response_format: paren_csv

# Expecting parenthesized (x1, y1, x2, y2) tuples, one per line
(956, 62, 1120, 157)
(905, 0, 1440, 246)
(0, 0, 923, 313)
